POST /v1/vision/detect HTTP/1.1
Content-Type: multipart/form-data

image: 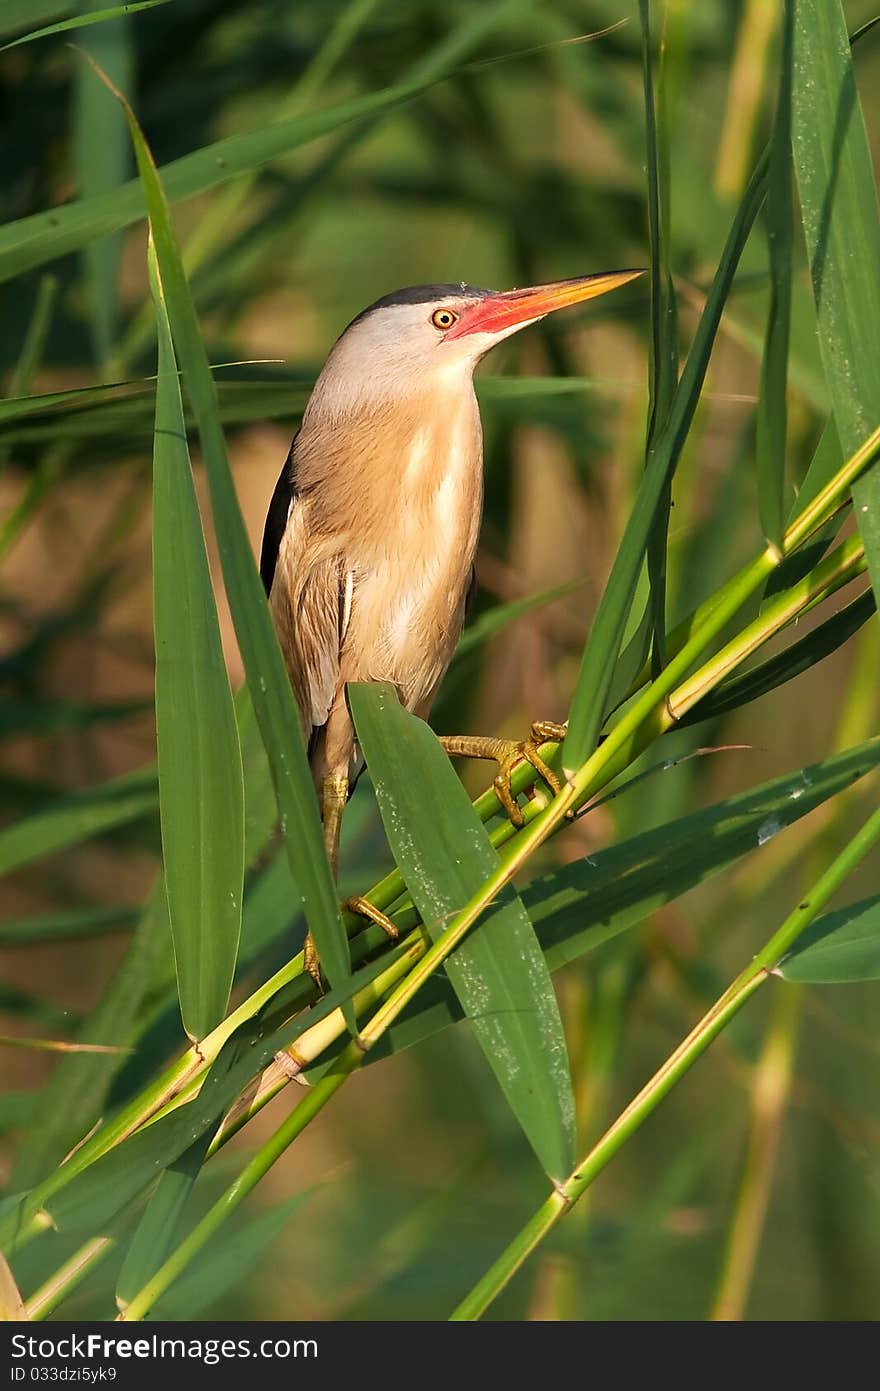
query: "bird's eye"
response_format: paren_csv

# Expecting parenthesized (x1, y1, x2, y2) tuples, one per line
(431, 308, 459, 330)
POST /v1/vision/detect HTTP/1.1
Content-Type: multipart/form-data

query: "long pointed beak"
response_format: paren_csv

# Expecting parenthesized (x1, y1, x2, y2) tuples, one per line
(446, 269, 644, 341)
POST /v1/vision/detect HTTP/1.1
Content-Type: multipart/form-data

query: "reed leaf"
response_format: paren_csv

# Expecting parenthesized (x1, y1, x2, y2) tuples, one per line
(756, 0, 794, 548)
(0, 1, 168, 52)
(149, 239, 244, 1041)
(104, 65, 352, 1011)
(791, 0, 880, 604)
(349, 682, 575, 1181)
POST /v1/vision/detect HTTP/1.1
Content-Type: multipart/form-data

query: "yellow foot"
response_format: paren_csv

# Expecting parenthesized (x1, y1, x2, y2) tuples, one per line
(344, 896, 399, 943)
(439, 721, 568, 829)
(304, 899, 399, 989)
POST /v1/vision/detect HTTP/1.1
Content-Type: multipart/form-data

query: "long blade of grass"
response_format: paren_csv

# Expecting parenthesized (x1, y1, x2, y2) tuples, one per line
(791, 0, 880, 605)
(4, 275, 57, 401)
(151, 1192, 308, 1319)
(0, 375, 616, 463)
(0, 1036, 127, 1055)
(756, 0, 794, 548)
(564, 14, 875, 771)
(73, 2, 133, 371)
(0, 906, 139, 946)
(0, 3, 68, 42)
(149, 238, 244, 1041)
(115, 1129, 215, 1313)
(98, 67, 352, 1009)
(0, 768, 157, 877)
(0, 0, 167, 51)
(640, 0, 678, 673)
(349, 683, 575, 1181)
(562, 140, 769, 772)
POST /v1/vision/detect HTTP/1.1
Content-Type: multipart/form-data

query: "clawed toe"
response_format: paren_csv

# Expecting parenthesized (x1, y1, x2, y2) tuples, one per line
(440, 721, 568, 829)
(344, 895, 399, 942)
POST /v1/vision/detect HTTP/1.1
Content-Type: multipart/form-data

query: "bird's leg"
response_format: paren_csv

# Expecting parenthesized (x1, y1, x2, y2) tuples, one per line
(303, 773, 349, 988)
(305, 773, 399, 990)
(439, 721, 569, 829)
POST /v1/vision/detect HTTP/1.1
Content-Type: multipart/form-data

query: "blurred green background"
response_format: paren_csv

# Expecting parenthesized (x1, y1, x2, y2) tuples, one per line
(2, 0, 879, 1320)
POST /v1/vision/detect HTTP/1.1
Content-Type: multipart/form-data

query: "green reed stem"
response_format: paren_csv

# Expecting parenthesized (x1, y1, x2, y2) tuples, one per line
(450, 801, 880, 1320)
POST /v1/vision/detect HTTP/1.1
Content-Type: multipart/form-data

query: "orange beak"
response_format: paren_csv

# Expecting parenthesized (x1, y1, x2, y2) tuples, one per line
(446, 269, 644, 341)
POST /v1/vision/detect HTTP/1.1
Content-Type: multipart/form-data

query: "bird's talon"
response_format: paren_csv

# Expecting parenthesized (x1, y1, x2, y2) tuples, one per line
(520, 742, 563, 798)
(530, 720, 567, 745)
(344, 895, 399, 942)
(493, 762, 525, 828)
(439, 725, 568, 830)
(303, 931, 323, 993)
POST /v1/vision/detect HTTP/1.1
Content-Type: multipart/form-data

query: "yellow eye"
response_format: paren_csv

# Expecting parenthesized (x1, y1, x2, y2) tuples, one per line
(431, 308, 458, 330)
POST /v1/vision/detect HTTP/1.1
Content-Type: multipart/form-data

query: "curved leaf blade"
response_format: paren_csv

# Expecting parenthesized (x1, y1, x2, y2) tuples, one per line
(562, 145, 769, 771)
(756, 0, 794, 548)
(640, 0, 678, 670)
(104, 68, 352, 1011)
(791, 0, 880, 605)
(349, 682, 575, 1182)
(115, 1129, 215, 1313)
(149, 241, 244, 1041)
(0, 769, 157, 878)
(0, 1, 168, 52)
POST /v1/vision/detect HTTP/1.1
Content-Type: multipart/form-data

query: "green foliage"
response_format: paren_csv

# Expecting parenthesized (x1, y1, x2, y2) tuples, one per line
(755, 0, 793, 547)
(349, 682, 575, 1180)
(115, 65, 353, 1010)
(791, 0, 880, 602)
(149, 241, 244, 1040)
(2, 0, 880, 1326)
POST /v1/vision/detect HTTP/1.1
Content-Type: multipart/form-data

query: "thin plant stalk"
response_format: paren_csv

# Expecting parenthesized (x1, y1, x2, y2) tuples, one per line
(714, 0, 777, 199)
(451, 803, 880, 1320)
(708, 631, 876, 1321)
(26, 1237, 116, 1321)
(710, 985, 800, 1320)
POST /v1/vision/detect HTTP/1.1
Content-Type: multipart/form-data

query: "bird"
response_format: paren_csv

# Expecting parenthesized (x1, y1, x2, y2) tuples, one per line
(260, 271, 642, 981)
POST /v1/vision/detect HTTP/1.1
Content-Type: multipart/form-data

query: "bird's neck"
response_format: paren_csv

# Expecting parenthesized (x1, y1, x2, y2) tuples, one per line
(295, 375, 484, 559)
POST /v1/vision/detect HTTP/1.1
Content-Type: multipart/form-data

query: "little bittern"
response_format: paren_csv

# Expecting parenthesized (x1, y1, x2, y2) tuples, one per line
(261, 272, 641, 978)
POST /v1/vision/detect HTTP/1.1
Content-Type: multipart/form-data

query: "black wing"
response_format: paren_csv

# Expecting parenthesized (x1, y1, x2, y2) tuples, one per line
(260, 434, 298, 597)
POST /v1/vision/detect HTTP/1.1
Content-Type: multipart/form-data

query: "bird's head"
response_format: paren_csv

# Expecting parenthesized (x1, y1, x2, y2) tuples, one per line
(309, 271, 643, 418)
